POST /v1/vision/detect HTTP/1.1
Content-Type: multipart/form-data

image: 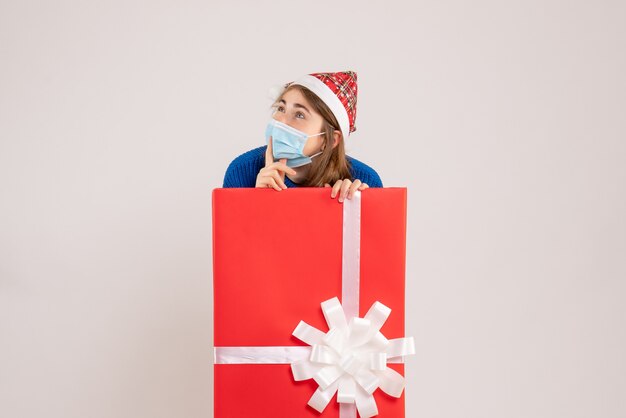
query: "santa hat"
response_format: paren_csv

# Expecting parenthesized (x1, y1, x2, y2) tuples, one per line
(269, 71, 358, 141)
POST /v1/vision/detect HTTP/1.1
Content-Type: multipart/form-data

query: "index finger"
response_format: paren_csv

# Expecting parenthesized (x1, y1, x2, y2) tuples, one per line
(265, 136, 275, 167)
(267, 160, 297, 176)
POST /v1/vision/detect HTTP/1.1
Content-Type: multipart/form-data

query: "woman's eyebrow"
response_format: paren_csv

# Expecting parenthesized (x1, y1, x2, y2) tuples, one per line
(279, 99, 311, 115)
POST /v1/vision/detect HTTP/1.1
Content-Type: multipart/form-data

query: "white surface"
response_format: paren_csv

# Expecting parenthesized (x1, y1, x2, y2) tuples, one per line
(1, 0, 625, 417)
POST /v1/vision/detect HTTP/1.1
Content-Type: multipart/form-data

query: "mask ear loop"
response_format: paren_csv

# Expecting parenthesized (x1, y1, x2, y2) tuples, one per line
(309, 150, 323, 159)
(308, 130, 329, 160)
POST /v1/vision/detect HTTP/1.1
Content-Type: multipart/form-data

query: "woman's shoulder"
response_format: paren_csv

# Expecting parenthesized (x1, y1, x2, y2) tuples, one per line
(223, 146, 266, 188)
(346, 155, 383, 188)
(228, 146, 266, 166)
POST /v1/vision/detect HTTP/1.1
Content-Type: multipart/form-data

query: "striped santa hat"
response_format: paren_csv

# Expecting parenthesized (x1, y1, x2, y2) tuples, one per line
(270, 71, 358, 142)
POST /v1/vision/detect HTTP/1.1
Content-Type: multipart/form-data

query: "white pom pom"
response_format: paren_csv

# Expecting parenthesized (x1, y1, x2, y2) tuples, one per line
(267, 84, 286, 102)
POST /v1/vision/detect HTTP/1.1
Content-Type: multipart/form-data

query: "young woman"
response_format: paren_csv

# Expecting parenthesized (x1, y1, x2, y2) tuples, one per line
(223, 71, 382, 202)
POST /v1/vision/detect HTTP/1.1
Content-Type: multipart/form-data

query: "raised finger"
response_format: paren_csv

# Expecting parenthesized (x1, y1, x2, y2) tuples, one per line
(265, 137, 274, 167)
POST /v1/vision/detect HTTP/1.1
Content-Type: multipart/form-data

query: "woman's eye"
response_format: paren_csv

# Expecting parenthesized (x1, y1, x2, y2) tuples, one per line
(273, 105, 304, 119)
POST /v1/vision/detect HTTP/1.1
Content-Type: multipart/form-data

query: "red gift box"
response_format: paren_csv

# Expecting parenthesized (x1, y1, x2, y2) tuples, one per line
(212, 188, 409, 417)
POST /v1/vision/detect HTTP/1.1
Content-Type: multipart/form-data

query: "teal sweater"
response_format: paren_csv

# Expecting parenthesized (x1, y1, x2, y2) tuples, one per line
(223, 146, 383, 188)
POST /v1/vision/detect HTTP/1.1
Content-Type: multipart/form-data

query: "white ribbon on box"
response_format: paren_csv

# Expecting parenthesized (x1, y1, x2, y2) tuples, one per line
(213, 191, 415, 418)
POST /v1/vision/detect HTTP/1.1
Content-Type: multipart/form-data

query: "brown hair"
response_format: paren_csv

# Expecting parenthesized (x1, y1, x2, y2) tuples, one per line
(273, 84, 352, 187)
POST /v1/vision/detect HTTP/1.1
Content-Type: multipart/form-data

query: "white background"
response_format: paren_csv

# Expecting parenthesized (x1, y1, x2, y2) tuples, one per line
(1, 0, 625, 417)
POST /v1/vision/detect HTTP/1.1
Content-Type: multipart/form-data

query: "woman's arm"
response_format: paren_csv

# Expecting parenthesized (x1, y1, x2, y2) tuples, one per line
(222, 147, 266, 188)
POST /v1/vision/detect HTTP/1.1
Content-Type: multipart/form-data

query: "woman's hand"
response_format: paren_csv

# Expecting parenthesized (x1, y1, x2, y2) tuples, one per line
(324, 179, 369, 202)
(256, 138, 297, 191)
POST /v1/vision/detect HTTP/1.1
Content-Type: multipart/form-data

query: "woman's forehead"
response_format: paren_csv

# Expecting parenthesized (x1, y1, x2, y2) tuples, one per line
(282, 88, 311, 106)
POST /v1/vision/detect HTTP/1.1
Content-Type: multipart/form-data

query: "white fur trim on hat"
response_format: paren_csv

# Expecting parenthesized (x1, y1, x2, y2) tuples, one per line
(290, 75, 351, 142)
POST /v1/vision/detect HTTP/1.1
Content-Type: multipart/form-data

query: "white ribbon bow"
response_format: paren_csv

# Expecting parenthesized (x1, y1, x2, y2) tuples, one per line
(291, 297, 415, 418)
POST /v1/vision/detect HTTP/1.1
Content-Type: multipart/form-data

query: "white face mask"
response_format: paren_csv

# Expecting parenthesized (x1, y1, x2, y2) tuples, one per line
(265, 119, 325, 168)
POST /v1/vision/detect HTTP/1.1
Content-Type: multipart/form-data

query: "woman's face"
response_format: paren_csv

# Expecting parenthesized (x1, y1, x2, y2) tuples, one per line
(272, 88, 325, 157)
